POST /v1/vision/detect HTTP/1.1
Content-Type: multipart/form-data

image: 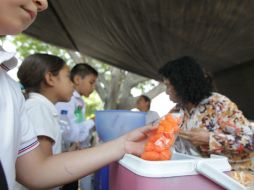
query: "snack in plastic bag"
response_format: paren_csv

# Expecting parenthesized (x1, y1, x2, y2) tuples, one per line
(229, 171, 254, 187)
(141, 114, 180, 161)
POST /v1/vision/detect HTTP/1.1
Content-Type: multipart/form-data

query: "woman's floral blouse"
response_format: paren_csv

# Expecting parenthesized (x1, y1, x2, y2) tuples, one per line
(174, 92, 254, 171)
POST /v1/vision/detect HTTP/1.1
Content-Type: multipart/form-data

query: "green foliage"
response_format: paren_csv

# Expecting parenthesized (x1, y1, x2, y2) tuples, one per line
(4, 33, 157, 111)
(5, 34, 103, 115)
(131, 79, 159, 96)
(83, 91, 103, 119)
(8, 34, 75, 66)
(87, 58, 113, 81)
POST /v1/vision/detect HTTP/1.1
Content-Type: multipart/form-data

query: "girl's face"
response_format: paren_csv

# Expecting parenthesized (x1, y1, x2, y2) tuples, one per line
(55, 65, 74, 102)
(164, 79, 179, 103)
(0, 0, 48, 35)
(75, 74, 97, 97)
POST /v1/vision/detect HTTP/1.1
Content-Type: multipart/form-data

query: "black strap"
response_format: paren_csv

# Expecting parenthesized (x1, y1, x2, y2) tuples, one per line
(0, 161, 8, 190)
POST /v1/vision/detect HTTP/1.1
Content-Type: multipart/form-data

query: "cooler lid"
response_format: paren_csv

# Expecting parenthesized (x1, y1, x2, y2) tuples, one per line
(197, 161, 246, 190)
(119, 152, 231, 178)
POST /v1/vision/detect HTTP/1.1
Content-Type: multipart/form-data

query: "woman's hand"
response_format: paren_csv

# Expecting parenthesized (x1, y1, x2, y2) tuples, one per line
(179, 128, 210, 146)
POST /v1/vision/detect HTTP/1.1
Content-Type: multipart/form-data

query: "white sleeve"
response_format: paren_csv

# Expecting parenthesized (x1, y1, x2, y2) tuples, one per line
(26, 102, 58, 144)
(18, 91, 39, 157)
(78, 119, 95, 142)
(146, 111, 160, 124)
(82, 119, 95, 131)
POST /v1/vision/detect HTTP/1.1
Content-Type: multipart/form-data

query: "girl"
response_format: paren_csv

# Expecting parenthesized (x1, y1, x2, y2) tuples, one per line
(0, 0, 153, 189)
(17, 53, 74, 189)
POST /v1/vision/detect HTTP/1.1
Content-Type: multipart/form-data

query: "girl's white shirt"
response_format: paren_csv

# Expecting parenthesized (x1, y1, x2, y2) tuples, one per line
(16, 92, 62, 190)
(26, 92, 62, 154)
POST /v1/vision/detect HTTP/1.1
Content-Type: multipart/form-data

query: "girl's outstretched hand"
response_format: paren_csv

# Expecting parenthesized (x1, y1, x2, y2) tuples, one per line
(121, 125, 157, 156)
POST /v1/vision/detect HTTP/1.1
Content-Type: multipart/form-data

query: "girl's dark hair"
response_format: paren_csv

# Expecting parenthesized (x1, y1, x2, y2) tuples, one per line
(70, 63, 98, 82)
(17, 53, 66, 93)
(158, 56, 213, 105)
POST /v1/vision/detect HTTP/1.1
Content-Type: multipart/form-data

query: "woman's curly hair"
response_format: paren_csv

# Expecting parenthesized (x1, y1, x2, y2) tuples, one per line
(158, 56, 213, 105)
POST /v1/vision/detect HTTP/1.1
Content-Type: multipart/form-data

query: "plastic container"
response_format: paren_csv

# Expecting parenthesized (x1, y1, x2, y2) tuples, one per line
(95, 110, 145, 190)
(109, 152, 247, 190)
(94, 166, 109, 190)
(59, 110, 73, 143)
(59, 110, 70, 134)
(59, 110, 80, 144)
(95, 110, 146, 142)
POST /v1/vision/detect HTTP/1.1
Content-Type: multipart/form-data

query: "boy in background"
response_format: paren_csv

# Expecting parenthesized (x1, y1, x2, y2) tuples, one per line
(136, 95, 160, 124)
(56, 63, 98, 190)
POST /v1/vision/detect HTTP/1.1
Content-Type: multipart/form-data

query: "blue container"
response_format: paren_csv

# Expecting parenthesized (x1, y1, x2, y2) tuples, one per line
(95, 110, 146, 142)
(94, 166, 109, 190)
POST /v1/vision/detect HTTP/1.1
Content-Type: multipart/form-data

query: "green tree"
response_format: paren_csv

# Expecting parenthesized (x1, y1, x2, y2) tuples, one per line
(8, 34, 74, 66)
(69, 52, 165, 110)
(5, 34, 165, 113)
(4, 34, 102, 117)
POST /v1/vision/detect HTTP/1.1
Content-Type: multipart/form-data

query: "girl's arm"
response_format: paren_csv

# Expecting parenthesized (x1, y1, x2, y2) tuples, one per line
(37, 136, 54, 156)
(16, 125, 152, 189)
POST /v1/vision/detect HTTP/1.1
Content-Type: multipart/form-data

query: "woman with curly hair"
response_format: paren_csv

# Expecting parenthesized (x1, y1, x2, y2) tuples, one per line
(158, 56, 254, 173)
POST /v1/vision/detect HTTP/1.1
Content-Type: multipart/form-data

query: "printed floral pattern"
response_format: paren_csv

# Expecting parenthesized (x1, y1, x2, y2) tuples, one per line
(178, 93, 254, 171)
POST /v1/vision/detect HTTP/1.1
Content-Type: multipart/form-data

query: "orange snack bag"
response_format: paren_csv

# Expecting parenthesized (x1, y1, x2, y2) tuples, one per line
(141, 114, 180, 161)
